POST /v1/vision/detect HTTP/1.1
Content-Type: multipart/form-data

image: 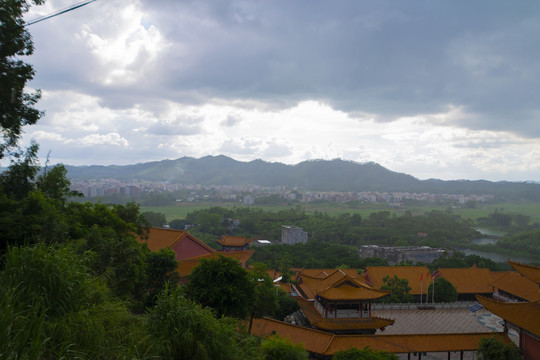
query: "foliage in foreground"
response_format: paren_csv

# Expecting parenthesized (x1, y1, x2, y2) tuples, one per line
(477, 337, 522, 360)
(0, 244, 147, 360)
(260, 335, 308, 360)
(147, 284, 260, 360)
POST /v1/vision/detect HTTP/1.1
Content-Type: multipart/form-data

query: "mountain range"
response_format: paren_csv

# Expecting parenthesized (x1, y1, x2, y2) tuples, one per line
(65, 156, 540, 200)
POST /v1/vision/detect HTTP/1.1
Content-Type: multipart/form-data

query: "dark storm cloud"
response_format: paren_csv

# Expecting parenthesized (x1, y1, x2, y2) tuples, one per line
(137, 1, 540, 136)
(30, 1, 540, 137)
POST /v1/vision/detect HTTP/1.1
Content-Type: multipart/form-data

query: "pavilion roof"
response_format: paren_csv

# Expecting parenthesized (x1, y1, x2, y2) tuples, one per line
(300, 268, 360, 279)
(297, 298, 394, 331)
(477, 295, 540, 337)
(433, 265, 493, 294)
(364, 266, 432, 295)
(298, 270, 389, 301)
(490, 271, 539, 302)
(251, 318, 511, 356)
(216, 236, 253, 247)
(509, 261, 540, 284)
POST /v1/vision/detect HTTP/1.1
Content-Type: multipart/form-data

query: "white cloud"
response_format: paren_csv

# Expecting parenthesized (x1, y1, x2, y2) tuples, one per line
(78, 3, 168, 86)
(79, 133, 128, 147)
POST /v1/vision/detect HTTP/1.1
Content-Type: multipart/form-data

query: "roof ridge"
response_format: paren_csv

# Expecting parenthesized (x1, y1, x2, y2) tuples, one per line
(323, 333, 336, 355)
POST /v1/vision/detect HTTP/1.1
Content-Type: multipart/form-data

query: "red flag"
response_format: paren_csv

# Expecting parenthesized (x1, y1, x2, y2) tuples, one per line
(420, 273, 423, 281)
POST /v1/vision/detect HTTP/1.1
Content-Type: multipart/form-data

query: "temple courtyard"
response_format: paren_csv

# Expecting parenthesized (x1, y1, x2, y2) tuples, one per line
(372, 308, 519, 359)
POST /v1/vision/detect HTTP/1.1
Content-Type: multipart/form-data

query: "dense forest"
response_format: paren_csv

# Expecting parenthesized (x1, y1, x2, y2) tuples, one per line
(169, 206, 482, 249)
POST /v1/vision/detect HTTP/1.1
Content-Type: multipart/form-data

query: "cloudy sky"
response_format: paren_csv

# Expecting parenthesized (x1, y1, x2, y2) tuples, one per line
(16, 0, 540, 181)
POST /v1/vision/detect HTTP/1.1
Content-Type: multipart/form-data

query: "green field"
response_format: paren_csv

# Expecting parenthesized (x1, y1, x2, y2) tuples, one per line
(141, 200, 540, 224)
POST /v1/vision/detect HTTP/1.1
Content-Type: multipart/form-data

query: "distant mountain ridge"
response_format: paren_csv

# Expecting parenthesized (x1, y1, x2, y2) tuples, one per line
(65, 156, 540, 200)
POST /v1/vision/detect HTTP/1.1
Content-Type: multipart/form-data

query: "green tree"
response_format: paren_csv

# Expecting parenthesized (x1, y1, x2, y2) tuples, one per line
(0, 0, 44, 158)
(0, 141, 40, 199)
(248, 263, 278, 333)
(169, 218, 187, 230)
(145, 248, 179, 304)
(260, 335, 308, 360)
(36, 163, 81, 206)
(477, 337, 522, 360)
(141, 211, 167, 227)
(274, 290, 300, 321)
(513, 214, 531, 228)
(380, 275, 413, 303)
(83, 225, 148, 301)
(147, 284, 256, 360)
(66, 202, 150, 301)
(427, 277, 458, 303)
(333, 347, 398, 360)
(185, 255, 255, 318)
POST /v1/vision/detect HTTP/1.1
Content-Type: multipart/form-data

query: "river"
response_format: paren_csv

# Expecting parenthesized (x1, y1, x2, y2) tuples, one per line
(459, 248, 537, 264)
(458, 233, 538, 264)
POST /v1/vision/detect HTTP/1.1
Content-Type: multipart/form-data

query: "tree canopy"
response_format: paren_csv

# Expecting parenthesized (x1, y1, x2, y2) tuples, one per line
(0, 0, 44, 158)
(185, 255, 255, 318)
(380, 275, 413, 303)
(427, 277, 458, 303)
(477, 337, 522, 360)
(260, 335, 308, 360)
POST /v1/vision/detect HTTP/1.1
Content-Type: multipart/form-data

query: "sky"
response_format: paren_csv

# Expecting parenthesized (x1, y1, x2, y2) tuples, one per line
(16, 0, 540, 181)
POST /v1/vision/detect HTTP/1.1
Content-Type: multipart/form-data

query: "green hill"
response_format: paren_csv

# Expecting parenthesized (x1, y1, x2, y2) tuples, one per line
(64, 156, 540, 200)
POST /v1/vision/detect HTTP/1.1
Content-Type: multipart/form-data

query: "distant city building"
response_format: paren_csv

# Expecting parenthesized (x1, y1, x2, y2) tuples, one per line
(243, 195, 255, 205)
(359, 245, 450, 265)
(281, 225, 308, 244)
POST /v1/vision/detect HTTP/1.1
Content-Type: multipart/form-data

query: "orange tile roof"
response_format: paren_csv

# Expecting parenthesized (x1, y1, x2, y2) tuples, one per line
(137, 227, 188, 252)
(137, 227, 216, 254)
(509, 261, 540, 284)
(477, 295, 540, 336)
(318, 280, 390, 301)
(434, 265, 494, 294)
(251, 318, 511, 355)
(217, 236, 253, 247)
(299, 270, 389, 301)
(221, 249, 255, 267)
(300, 268, 360, 279)
(278, 283, 293, 293)
(364, 266, 432, 295)
(327, 332, 512, 355)
(252, 318, 334, 354)
(297, 298, 394, 331)
(490, 271, 539, 302)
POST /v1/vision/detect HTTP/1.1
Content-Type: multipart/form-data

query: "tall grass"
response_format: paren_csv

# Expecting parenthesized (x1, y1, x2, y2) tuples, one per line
(146, 284, 260, 360)
(0, 244, 151, 359)
(0, 285, 50, 360)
